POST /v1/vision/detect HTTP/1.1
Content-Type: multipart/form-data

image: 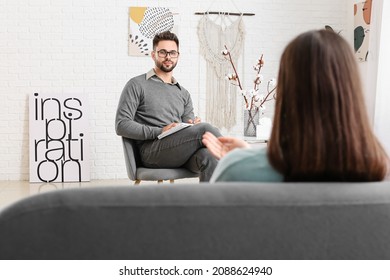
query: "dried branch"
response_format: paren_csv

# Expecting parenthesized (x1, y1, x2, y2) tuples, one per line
(222, 46, 276, 111)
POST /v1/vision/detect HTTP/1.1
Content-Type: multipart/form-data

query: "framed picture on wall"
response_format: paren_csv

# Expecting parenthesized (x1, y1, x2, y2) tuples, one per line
(128, 7, 179, 56)
(354, 0, 372, 62)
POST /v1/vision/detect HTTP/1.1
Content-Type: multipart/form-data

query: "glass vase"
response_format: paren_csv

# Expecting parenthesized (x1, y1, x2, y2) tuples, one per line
(244, 108, 260, 137)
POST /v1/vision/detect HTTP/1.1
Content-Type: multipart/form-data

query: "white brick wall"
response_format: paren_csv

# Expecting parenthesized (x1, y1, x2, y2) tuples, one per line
(0, 0, 348, 180)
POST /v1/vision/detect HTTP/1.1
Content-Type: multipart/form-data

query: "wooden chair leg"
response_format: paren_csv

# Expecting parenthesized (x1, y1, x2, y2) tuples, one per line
(169, 180, 174, 183)
(157, 180, 163, 184)
(134, 180, 141, 185)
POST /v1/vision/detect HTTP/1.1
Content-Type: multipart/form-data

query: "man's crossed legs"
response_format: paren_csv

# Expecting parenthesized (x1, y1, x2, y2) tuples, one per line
(138, 123, 222, 182)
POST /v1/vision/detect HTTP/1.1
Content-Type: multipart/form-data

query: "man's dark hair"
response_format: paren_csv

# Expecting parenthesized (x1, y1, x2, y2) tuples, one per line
(152, 31, 179, 50)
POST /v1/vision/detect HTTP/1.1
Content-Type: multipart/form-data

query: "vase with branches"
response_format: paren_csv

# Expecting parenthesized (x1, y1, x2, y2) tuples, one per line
(222, 45, 276, 136)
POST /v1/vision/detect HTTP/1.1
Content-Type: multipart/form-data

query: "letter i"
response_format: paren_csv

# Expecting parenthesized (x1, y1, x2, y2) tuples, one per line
(80, 133, 84, 161)
(34, 93, 39, 120)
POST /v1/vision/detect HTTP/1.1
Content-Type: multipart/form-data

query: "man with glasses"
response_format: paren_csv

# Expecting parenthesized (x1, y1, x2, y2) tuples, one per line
(116, 31, 221, 182)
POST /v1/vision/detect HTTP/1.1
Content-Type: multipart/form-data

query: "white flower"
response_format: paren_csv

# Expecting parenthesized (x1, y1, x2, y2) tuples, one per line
(222, 49, 229, 55)
(225, 73, 233, 80)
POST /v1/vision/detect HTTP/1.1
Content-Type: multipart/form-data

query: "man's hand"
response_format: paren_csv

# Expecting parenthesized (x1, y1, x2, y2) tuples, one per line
(188, 116, 201, 124)
(202, 132, 250, 160)
(162, 122, 178, 132)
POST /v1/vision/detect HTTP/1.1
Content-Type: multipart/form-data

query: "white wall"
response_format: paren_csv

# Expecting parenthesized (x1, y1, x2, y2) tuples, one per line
(0, 0, 348, 180)
(374, 0, 390, 155)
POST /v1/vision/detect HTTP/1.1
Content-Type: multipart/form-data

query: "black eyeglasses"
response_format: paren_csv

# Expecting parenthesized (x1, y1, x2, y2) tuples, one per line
(156, 49, 180, 58)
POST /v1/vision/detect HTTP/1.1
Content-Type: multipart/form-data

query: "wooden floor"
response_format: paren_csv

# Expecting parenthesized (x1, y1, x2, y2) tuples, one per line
(0, 177, 200, 210)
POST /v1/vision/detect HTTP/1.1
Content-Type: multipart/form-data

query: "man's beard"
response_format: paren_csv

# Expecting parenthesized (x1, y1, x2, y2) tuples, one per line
(155, 58, 177, 73)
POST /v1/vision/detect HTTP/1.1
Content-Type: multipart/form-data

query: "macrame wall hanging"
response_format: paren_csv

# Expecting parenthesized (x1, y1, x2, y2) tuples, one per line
(197, 13, 245, 130)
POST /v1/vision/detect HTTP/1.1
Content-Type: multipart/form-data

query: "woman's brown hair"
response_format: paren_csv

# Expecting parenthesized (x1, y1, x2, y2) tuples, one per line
(267, 30, 388, 181)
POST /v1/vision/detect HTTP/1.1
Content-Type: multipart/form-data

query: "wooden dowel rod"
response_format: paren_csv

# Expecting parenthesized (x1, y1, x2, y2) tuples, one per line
(194, 12, 255, 16)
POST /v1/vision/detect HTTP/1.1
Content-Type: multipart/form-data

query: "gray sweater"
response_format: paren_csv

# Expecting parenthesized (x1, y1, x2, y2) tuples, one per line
(115, 69, 195, 140)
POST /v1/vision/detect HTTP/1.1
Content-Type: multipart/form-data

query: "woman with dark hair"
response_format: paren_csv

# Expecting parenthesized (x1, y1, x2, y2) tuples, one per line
(203, 29, 389, 182)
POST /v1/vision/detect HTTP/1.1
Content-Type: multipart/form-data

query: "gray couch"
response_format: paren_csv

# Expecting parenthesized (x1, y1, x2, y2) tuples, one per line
(1, 182, 390, 259)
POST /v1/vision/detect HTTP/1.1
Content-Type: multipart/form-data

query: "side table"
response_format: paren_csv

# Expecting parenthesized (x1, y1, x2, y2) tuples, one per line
(243, 137, 268, 148)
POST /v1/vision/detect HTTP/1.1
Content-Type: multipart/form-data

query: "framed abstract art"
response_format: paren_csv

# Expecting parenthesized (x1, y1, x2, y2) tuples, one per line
(128, 7, 179, 56)
(354, 0, 372, 62)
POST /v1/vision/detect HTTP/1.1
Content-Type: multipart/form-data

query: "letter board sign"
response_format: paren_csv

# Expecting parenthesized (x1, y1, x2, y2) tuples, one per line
(29, 92, 90, 182)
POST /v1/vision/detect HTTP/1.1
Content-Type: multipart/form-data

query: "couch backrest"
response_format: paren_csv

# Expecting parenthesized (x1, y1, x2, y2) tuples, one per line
(1, 182, 390, 259)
